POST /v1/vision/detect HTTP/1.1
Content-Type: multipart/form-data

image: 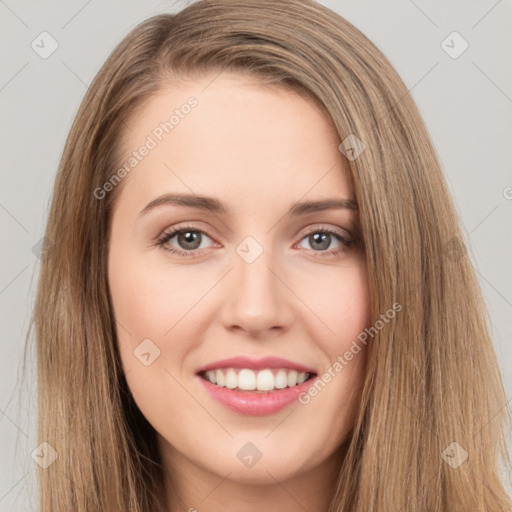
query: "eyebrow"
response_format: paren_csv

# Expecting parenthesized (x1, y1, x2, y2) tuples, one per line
(139, 193, 358, 217)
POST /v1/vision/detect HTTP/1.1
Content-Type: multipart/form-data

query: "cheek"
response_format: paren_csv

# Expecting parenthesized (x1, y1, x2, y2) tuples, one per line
(108, 246, 221, 387)
(108, 248, 207, 341)
(108, 251, 199, 427)
(108, 245, 173, 374)
(297, 262, 370, 417)
(327, 263, 370, 379)
(301, 260, 370, 343)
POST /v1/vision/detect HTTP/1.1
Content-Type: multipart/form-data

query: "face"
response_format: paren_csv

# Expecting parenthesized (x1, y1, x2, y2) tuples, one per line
(108, 72, 370, 489)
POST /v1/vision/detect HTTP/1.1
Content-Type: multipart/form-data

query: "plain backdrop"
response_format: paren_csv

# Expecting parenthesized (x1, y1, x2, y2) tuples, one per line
(1, 0, 511, 509)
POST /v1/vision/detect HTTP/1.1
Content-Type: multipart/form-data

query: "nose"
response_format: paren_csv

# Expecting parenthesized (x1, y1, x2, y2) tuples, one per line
(219, 247, 295, 338)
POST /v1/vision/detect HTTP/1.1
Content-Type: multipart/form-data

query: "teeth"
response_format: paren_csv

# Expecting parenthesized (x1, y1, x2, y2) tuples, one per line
(225, 368, 237, 389)
(215, 369, 225, 387)
(239, 369, 256, 390)
(256, 369, 274, 391)
(202, 368, 312, 391)
(287, 370, 298, 387)
(297, 372, 308, 384)
(205, 370, 217, 384)
(275, 369, 288, 389)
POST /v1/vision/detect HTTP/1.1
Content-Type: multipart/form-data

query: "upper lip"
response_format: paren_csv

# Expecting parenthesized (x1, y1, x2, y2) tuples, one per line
(196, 356, 317, 375)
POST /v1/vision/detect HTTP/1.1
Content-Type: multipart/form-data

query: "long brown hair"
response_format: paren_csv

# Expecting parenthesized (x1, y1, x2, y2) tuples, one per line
(30, 0, 511, 510)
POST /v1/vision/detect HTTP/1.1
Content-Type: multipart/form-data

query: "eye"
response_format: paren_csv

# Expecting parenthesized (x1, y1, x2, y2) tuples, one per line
(156, 223, 354, 258)
(156, 224, 215, 258)
(296, 225, 353, 257)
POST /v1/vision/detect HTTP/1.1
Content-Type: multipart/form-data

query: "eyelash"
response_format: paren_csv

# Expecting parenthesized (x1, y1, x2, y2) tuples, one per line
(156, 223, 354, 259)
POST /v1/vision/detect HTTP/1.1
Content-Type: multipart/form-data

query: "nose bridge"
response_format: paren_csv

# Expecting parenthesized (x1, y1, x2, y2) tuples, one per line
(221, 234, 293, 334)
(235, 235, 281, 306)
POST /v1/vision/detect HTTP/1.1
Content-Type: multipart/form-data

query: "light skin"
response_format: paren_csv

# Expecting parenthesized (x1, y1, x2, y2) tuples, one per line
(108, 71, 370, 512)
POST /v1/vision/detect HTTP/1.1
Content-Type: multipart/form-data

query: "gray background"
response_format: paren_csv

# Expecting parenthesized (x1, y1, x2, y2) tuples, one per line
(1, 0, 511, 509)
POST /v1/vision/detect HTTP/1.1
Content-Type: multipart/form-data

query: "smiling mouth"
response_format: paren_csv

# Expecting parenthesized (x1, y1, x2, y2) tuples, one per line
(198, 367, 317, 393)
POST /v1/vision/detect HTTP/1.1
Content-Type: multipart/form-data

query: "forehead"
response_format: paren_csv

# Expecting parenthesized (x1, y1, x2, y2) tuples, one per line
(115, 72, 354, 212)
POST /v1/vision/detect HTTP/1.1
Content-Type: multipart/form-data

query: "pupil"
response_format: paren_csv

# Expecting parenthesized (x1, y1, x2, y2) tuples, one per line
(311, 232, 329, 250)
(179, 231, 200, 249)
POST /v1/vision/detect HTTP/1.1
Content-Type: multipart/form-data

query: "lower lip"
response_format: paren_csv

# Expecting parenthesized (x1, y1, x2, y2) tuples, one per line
(197, 374, 316, 416)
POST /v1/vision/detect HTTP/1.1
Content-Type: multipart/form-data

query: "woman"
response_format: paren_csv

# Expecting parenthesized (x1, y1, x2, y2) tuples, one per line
(32, 0, 512, 510)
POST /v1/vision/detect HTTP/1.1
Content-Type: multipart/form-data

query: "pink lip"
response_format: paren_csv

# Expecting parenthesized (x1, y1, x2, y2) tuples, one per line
(197, 374, 316, 416)
(195, 356, 316, 374)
